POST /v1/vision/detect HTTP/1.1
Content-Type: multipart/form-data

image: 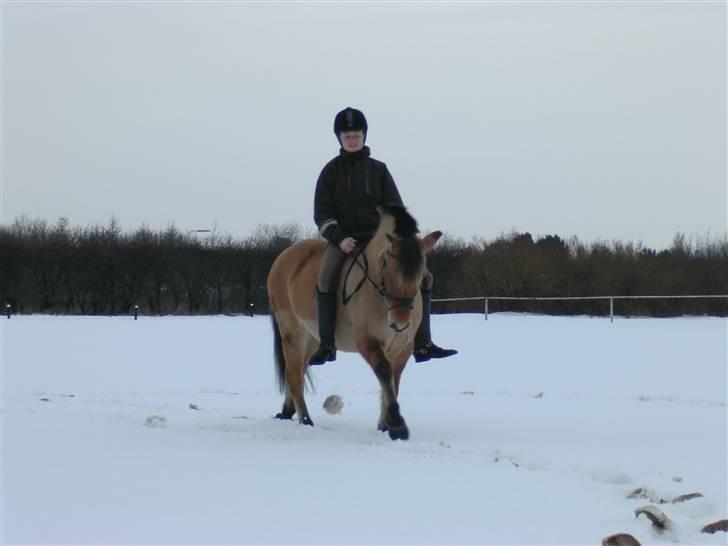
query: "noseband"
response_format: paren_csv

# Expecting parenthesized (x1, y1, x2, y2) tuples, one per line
(342, 243, 416, 312)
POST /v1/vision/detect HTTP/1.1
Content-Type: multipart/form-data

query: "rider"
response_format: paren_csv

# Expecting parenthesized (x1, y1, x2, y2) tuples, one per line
(310, 106, 457, 366)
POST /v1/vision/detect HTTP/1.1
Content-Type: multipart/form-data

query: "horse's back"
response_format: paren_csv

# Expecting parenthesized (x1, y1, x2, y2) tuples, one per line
(267, 239, 326, 318)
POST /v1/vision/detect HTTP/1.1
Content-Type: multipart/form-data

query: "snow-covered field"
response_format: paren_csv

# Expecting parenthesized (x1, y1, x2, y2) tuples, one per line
(1, 313, 726, 545)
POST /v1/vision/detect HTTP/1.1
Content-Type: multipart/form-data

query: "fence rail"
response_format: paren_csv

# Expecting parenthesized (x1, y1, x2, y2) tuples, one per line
(431, 295, 728, 322)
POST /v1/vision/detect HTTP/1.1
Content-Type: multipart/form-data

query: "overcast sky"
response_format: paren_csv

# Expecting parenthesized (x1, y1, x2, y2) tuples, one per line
(1, 1, 726, 250)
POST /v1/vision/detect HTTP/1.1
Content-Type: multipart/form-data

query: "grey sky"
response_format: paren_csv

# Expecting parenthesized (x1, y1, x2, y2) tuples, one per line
(2, 1, 726, 250)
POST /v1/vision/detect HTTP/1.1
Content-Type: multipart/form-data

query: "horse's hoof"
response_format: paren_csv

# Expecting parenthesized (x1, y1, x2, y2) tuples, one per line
(301, 415, 314, 427)
(275, 411, 293, 420)
(377, 423, 388, 433)
(388, 425, 409, 441)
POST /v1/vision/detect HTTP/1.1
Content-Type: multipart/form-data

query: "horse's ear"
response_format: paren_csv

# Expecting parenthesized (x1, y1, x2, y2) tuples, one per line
(386, 233, 401, 255)
(421, 231, 442, 253)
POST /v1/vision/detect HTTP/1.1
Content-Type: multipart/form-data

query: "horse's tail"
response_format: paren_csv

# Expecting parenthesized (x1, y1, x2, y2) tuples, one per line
(271, 313, 286, 394)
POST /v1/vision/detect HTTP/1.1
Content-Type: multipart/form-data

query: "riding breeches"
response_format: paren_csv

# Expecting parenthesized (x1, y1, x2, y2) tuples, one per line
(317, 244, 350, 293)
(317, 243, 435, 293)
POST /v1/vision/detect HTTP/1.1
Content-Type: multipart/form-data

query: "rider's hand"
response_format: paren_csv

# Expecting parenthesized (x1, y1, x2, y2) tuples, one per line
(339, 237, 357, 253)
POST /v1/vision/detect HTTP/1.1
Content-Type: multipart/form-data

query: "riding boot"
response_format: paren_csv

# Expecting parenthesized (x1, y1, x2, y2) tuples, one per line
(413, 289, 458, 363)
(308, 289, 337, 366)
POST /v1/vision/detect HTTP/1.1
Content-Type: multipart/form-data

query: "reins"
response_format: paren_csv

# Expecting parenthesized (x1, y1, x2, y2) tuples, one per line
(342, 243, 373, 305)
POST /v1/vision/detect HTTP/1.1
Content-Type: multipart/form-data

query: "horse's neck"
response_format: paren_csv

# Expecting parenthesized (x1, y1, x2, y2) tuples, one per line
(362, 236, 385, 277)
(339, 238, 384, 306)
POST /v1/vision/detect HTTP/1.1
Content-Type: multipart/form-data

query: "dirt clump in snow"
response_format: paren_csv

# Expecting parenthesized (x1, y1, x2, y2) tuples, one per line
(145, 415, 167, 428)
(634, 505, 671, 530)
(671, 492, 704, 503)
(602, 533, 641, 546)
(701, 519, 728, 534)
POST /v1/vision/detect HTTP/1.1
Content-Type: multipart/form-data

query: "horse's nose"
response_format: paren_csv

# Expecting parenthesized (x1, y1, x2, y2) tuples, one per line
(389, 307, 412, 332)
(390, 321, 410, 333)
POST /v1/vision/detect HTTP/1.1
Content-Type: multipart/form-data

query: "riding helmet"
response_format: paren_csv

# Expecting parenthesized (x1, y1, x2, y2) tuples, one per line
(333, 107, 368, 136)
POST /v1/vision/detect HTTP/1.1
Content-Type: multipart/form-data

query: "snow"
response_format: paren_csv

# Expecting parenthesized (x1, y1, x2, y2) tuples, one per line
(1, 313, 726, 545)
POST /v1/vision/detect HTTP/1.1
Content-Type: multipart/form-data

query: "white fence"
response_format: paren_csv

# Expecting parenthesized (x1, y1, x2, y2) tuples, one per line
(431, 295, 728, 322)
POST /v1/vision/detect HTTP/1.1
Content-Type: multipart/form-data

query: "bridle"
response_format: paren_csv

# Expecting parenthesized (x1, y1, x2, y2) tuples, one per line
(342, 242, 416, 312)
(376, 250, 417, 311)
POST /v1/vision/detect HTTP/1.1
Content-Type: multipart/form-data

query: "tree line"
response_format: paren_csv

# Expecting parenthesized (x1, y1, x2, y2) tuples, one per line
(1, 216, 726, 317)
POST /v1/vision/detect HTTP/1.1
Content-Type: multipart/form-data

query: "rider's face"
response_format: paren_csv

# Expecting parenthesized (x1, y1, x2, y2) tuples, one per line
(339, 130, 365, 152)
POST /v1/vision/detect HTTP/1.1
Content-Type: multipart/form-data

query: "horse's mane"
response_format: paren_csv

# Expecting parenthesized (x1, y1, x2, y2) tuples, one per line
(378, 204, 422, 280)
(379, 204, 419, 238)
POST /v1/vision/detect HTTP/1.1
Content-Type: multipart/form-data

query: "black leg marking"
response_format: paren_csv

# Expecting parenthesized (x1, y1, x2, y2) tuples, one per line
(388, 425, 409, 441)
(275, 403, 295, 420)
(386, 403, 404, 426)
(373, 359, 393, 383)
(301, 415, 314, 427)
(386, 402, 409, 440)
(372, 356, 409, 440)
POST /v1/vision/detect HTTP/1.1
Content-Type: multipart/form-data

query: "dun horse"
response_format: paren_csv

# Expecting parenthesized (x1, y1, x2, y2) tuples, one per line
(267, 205, 441, 440)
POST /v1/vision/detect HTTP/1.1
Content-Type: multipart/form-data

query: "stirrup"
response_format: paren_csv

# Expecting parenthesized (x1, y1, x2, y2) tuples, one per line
(413, 341, 458, 363)
(308, 344, 337, 366)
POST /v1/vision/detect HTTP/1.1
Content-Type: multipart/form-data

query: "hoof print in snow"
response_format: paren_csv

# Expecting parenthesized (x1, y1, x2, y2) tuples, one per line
(439, 441, 451, 448)
(627, 488, 667, 504)
(634, 505, 671, 530)
(602, 533, 641, 546)
(672, 476, 683, 483)
(323, 394, 344, 415)
(532, 392, 544, 399)
(145, 415, 167, 428)
(189, 403, 200, 411)
(701, 519, 728, 534)
(460, 391, 475, 395)
(672, 492, 704, 503)
(39, 397, 51, 402)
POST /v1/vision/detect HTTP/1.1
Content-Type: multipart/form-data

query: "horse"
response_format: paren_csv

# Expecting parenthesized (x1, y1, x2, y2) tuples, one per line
(266, 204, 441, 440)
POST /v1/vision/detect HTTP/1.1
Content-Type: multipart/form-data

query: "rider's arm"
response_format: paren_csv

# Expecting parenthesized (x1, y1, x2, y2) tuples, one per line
(381, 164, 404, 206)
(314, 165, 346, 246)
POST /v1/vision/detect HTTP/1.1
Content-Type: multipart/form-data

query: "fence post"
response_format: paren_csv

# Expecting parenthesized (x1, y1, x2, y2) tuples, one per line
(5, 304, 11, 319)
(610, 298, 614, 323)
(485, 298, 489, 321)
(134, 305, 139, 320)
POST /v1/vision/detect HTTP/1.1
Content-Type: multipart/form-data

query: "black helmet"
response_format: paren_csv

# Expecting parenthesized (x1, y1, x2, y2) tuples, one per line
(333, 107, 368, 135)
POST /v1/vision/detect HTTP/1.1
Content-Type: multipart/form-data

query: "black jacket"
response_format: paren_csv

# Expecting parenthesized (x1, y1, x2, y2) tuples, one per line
(314, 146, 403, 245)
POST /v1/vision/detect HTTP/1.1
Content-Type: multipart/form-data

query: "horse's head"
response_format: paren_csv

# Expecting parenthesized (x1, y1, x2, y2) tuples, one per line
(375, 205, 442, 332)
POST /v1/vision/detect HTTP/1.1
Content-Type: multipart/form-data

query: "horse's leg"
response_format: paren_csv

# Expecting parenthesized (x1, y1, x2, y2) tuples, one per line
(275, 393, 296, 421)
(391, 347, 411, 398)
(377, 348, 410, 433)
(275, 314, 314, 426)
(358, 339, 409, 440)
(283, 336, 314, 426)
(272, 311, 296, 421)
